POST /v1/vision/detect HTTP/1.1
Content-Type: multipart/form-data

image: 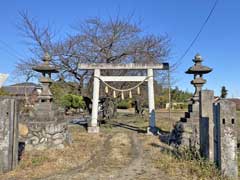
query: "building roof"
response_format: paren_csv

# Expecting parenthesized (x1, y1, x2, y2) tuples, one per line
(227, 98, 240, 110)
(9, 82, 38, 87)
(3, 82, 41, 96)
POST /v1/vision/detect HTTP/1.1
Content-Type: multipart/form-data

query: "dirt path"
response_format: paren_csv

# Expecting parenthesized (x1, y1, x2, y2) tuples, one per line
(38, 131, 170, 180)
(38, 132, 133, 180)
(114, 133, 171, 180)
(114, 133, 143, 179)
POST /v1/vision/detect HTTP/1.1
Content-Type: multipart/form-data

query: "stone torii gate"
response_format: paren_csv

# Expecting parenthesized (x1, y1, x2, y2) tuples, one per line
(78, 63, 169, 133)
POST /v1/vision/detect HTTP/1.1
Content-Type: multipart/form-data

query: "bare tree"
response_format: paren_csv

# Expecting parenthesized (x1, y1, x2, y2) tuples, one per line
(15, 12, 170, 95)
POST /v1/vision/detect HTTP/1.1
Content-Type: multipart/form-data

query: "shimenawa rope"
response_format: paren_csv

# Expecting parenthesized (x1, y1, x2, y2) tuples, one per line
(93, 75, 153, 92)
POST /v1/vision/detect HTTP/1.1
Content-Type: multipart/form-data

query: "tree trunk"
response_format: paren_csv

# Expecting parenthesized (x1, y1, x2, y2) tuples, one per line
(78, 77, 84, 95)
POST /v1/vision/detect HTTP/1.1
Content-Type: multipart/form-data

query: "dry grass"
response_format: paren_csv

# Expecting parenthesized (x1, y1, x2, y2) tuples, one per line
(108, 133, 132, 167)
(125, 109, 231, 180)
(141, 135, 226, 180)
(0, 124, 134, 180)
(0, 110, 238, 179)
(0, 126, 105, 180)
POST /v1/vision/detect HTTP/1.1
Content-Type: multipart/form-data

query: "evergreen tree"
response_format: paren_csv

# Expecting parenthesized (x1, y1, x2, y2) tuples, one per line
(220, 86, 228, 98)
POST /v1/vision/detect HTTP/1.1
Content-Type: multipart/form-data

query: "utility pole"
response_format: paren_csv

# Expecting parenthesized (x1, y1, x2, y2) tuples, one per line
(168, 68, 171, 122)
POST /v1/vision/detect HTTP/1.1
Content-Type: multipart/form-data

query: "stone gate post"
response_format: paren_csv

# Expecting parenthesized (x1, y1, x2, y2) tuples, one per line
(199, 90, 214, 162)
(214, 99, 238, 179)
(0, 98, 19, 173)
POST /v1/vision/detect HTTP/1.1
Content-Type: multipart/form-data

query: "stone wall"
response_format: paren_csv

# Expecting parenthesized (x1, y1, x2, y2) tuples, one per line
(19, 121, 69, 151)
(19, 103, 70, 151)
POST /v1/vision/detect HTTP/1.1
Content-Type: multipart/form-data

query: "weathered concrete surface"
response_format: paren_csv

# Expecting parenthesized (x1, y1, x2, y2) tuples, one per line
(147, 69, 156, 133)
(214, 99, 238, 179)
(100, 76, 148, 82)
(169, 102, 200, 148)
(78, 63, 169, 70)
(199, 90, 214, 161)
(89, 68, 100, 132)
(87, 126, 100, 133)
(0, 98, 18, 173)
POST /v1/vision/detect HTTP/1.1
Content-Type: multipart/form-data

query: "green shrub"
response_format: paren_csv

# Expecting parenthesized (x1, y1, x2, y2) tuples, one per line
(72, 95, 85, 109)
(61, 94, 85, 109)
(61, 94, 72, 109)
(117, 100, 131, 109)
(174, 103, 188, 110)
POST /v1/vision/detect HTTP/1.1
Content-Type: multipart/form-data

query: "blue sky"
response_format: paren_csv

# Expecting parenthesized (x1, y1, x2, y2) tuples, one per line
(0, 0, 239, 97)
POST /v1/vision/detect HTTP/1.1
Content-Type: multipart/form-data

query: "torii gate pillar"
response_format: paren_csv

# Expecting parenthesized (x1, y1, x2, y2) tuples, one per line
(88, 69, 100, 133)
(147, 68, 156, 134)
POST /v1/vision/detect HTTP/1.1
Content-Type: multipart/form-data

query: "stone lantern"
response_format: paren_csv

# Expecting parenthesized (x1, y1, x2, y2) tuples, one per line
(186, 53, 212, 103)
(32, 52, 58, 103)
(18, 53, 69, 151)
(169, 53, 212, 149)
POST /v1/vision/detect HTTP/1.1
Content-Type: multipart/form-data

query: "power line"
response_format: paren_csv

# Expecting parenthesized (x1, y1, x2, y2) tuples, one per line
(0, 46, 22, 60)
(0, 1, 219, 65)
(176, 0, 219, 65)
(0, 39, 25, 60)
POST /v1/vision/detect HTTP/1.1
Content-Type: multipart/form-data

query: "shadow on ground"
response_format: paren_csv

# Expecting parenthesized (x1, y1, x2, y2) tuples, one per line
(110, 121, 147, 133)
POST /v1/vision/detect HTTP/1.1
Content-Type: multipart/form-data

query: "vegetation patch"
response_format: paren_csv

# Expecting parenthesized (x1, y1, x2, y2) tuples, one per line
(141, 135, 227, 180)
(117, 99, 132, 109)
(0, 126, 105, 180)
